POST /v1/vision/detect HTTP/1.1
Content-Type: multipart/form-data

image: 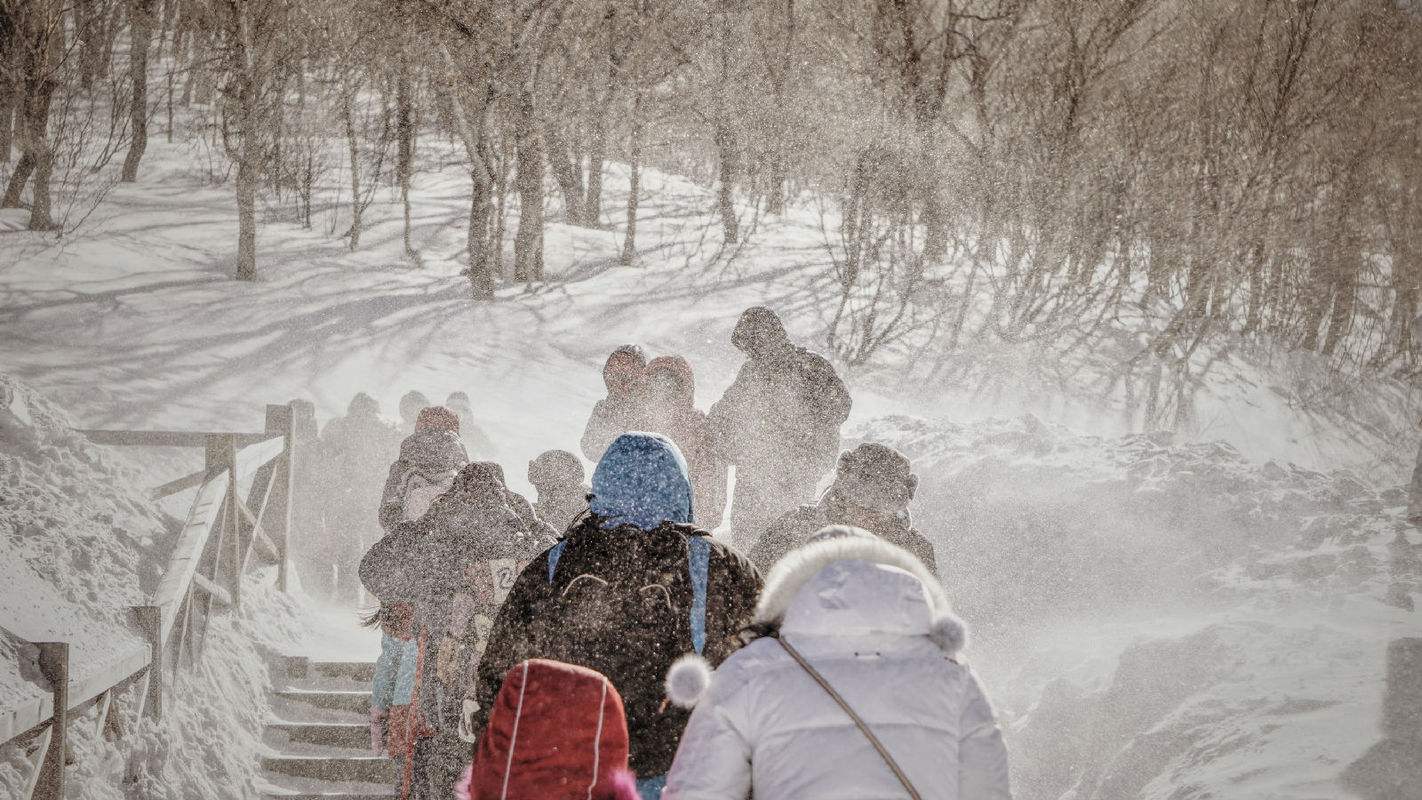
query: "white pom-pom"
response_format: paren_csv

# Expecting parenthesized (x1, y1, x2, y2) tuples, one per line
(929, 613, 968, 657)
(665, 654, 714, 709)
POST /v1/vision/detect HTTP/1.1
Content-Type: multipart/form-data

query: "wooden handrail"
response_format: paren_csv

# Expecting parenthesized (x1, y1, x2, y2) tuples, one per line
(79, 429, 274, 448)
(0, 641, 148, 743)
(6, 404, 302, 800)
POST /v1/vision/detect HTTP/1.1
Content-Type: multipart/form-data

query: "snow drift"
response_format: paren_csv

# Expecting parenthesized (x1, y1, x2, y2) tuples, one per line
(854, 414, 1418, 799)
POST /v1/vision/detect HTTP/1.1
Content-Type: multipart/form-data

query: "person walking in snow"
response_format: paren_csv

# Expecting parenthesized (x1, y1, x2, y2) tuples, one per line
(286, 399, 329, 599)
(361, 461, 558, 800)
(581, 345, 652, 462)
(646, 355, 729, 529)
(474, 433, 763, 800)
(378, 405, 469, 532)
(461, 659, 640, 800)
(709, 307, 852, 548)
(366, 602, 420, 797)
(316, 392, 399, 604)
(528, 449, 590, 533)
(662, 527, 1010, 800)
(398, 390, 433, 437)
(749, 442, 936, 575)
(445, 391, 498, 459)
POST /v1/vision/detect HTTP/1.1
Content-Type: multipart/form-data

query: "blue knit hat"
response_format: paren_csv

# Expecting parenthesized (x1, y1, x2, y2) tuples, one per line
(590, 432, 694, 530)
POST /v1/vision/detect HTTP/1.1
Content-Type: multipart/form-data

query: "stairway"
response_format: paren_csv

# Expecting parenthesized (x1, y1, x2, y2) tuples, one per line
(258, 656, 399, 800)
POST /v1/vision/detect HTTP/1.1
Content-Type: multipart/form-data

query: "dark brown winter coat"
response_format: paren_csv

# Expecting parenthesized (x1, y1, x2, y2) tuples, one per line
(473, 518, 761, 778)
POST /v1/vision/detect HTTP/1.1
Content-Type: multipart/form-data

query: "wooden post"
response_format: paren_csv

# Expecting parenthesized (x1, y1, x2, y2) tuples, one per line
(227, 434, 241, 607)
(207, 435, 240, 607)
(33, 642, 68, 800)
(132, 605, 163, 720)
(265, 403, 296, 593)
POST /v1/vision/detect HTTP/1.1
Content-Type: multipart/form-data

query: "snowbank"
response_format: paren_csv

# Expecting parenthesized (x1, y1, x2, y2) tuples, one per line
(853, 414, 1417, 798)
(0, 373, 317, 800)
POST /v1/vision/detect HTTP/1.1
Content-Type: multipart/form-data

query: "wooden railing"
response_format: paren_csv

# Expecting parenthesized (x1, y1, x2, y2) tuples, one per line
(1, 403, 302, 800)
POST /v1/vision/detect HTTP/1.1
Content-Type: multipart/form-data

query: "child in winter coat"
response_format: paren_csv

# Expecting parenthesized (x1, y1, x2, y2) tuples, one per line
(459, 659, 640, 800)
(366, 602, 421, 797)
(661, 527, 1010, 800)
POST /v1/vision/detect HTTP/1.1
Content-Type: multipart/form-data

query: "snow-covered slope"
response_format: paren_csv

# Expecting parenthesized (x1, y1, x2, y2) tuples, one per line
(854, 414, 1417, 799)
(2, 140, 1418, 797)
(0, 374, 339, 800)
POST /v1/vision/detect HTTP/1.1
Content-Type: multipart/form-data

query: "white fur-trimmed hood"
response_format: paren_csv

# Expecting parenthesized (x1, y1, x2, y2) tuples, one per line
(756, 529, 967, 656)
(664, 530, 968, 710)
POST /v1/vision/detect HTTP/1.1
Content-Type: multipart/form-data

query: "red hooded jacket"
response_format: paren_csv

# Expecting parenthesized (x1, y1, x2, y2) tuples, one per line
(467, 660, 639, 800)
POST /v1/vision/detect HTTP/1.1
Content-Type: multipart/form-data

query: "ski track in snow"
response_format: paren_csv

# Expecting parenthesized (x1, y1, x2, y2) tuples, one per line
(1, 142, 1419, 798)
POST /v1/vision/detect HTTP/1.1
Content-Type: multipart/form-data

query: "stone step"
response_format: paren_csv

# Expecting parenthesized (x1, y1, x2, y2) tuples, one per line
(273, 689, 371, 716)
(261, 755, 398, 784)
(279, 656, 378, 684)
(267, 721, 371, 750)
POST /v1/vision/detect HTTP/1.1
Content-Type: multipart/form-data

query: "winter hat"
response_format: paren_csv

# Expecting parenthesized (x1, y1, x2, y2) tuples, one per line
(399, 390, 432, 424)
(590, 432, 694, 530)
(528, 449, 585, 488)
(451, 461, 509, 506)
(415, 405, 461, 433)
(646, 355, 696, 404)
(348, 392, 380, 417)
(731, 306, 789, 356)
(603, 345, 649, 393)
(470, 659, 638, 800)
(831, 443, 917, 513)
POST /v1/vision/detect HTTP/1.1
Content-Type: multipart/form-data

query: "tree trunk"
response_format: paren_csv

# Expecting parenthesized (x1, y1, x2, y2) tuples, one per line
(343, 78, 361, 250)
(513, 88, 545, 284)
(22, 5, 61, 232)
(467, 170, 495, 298)
(396, 60, 415, 257)
(1, 153, 34, 208)
(586, 120, 605, 225)
(0, 80, 15, 164)
(714, 120, 739, 245)
(545, 125, 586, 226)
(236, 151, 258, 279)
(713, 6, 738, 245)
(121, 0, 154, 182)
(27, 83, 57, 231)
(620, 93, 643, 267)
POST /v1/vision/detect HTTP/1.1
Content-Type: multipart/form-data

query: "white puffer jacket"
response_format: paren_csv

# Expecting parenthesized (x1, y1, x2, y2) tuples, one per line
(663, 535, 1011, 800)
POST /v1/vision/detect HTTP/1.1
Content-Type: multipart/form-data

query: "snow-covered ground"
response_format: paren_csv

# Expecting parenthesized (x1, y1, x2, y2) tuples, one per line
(2, 139, 1419, 797)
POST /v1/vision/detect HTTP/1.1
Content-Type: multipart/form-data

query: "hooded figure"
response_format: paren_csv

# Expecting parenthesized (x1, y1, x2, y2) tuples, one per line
(529, 449, 590, 533)
(465, 660, 640, 800)
(474, 433, 762, 800)
(361, 461, 559, 800)
(662, 530, 1009, 800)
(399, 390, 433, 436)
(446, 391, 498, 459)
(646, 356, 729, 529)
(378, 406, 470, 531)
(286, 399, 329, 600)
(581, 345, 652, 462)
(315, 392, 400, 603)
(708, 308, 851, 548)
(750, 442, 936, 574)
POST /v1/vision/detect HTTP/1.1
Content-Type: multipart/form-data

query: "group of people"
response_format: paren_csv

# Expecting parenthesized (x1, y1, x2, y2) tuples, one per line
(313, 306, 1008, 800)
(286, 389, 498, 604)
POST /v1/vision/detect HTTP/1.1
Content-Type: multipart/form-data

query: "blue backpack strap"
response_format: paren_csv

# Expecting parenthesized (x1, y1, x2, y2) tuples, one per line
(547, 540, 568, 584)
(688, 535, 711, 654)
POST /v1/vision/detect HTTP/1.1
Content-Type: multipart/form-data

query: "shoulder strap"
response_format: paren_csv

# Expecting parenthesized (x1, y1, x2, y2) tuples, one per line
(687, 535, 711, 654)
(775, 636, 923, 800)
(546, 540, 568, 583)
